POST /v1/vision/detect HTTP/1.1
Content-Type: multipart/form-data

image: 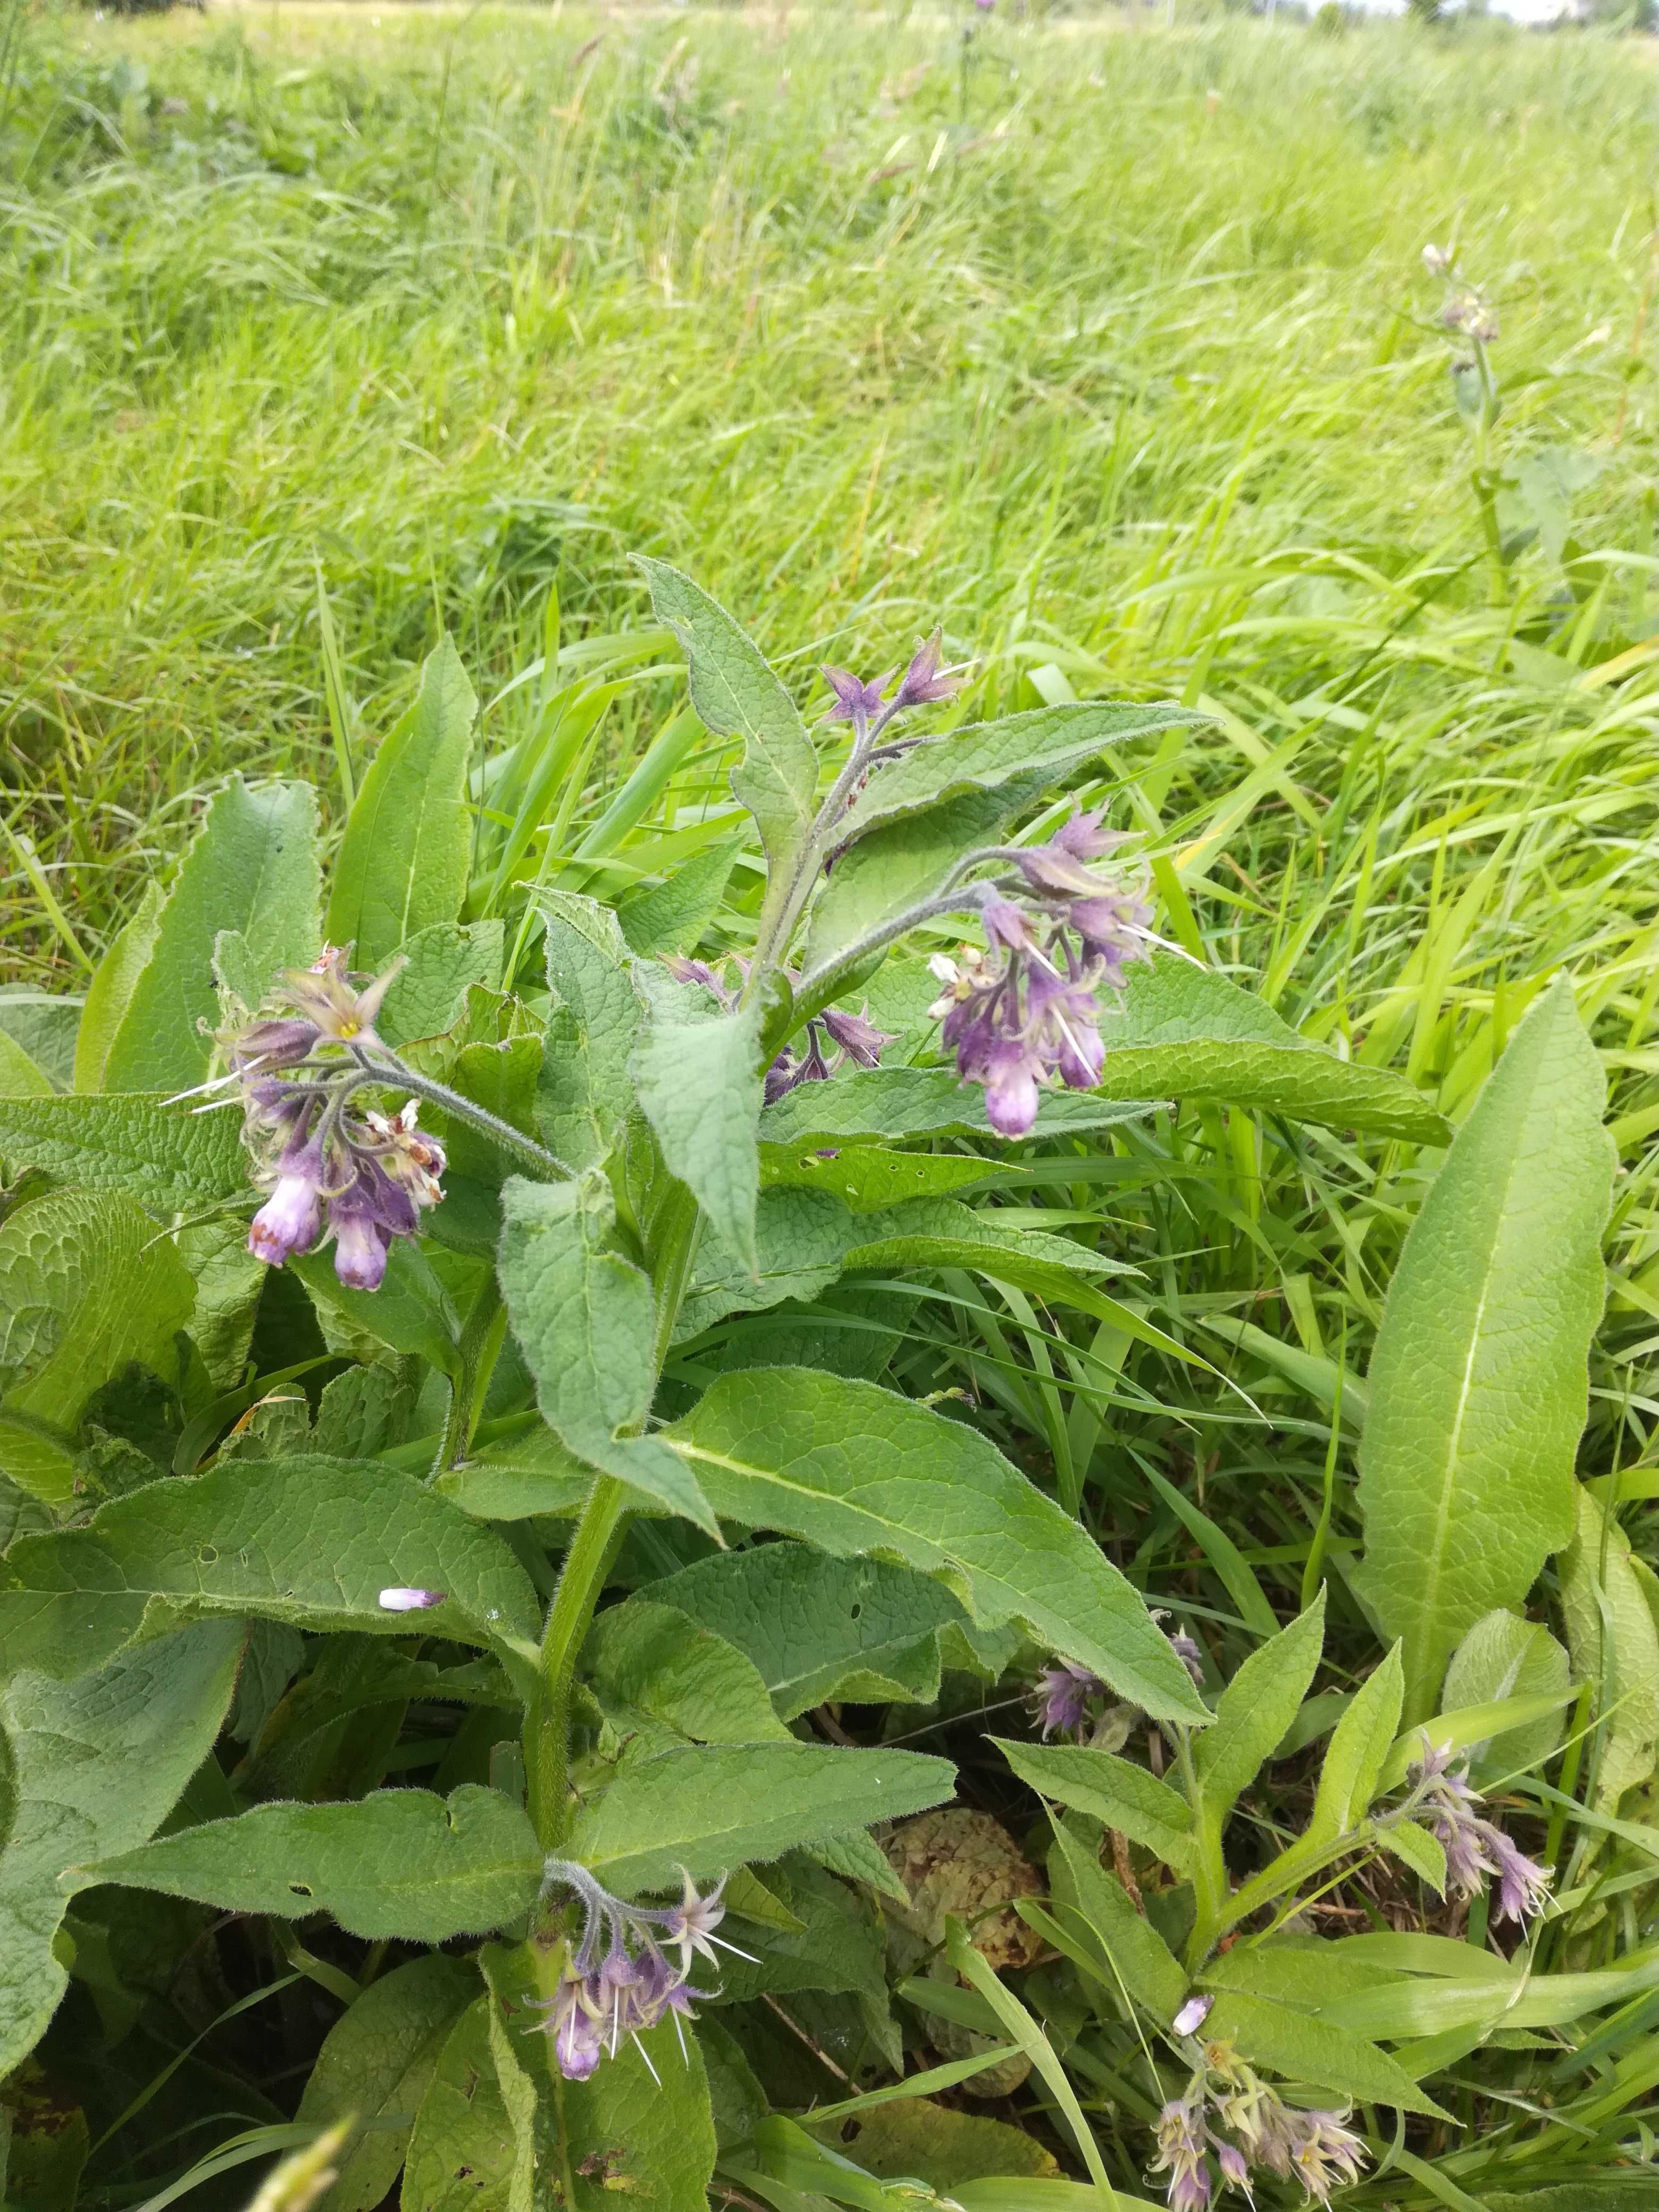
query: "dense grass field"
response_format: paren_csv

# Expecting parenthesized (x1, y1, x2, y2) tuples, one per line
(7, 4, 1659, 2207)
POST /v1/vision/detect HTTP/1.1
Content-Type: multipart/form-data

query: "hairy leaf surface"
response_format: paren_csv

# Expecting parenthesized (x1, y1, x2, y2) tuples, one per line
(664, 1369, 1207, 1723)
(1355, 978, 1614, 1719)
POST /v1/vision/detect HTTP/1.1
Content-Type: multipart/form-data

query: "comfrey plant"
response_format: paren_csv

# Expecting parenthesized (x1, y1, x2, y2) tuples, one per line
(0, 561, 1614, 2209)
(1002, 1591, 1554, 2207)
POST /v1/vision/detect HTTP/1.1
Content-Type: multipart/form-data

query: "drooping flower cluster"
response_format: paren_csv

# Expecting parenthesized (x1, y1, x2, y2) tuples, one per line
(213, 949, 446, 1291)
(528, 1861, 747, 2082)
(1422, 242, 1499, 345)
(1153, 2051, 1368, 2208)
(664, 957, 894, 1105)
(926, 811, 1154, 1138)
(1033, 1624, 1203, 1742)
(1404, 1738, 1552, 1925)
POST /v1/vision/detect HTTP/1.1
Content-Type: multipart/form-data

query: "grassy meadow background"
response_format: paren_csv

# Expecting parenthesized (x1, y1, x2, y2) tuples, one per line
(8, 5, 1659, 2198)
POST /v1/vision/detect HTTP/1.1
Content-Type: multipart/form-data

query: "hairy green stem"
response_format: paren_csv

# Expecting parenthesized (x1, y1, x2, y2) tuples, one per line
(432, 1273, 507, 1478)
(349, 1050, 571, 1180)
(523, 1180, 705, 1848)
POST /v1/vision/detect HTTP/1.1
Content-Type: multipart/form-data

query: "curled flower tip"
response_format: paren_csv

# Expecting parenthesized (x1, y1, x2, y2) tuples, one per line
(982, 896, 1038, 952)
(248, 1135, 326, 1268)
(1169, 1629, 1205, 1688)
(379, 1587, 445, 1611)
(1485, 1824, 1552, 1924)
(1172, 1994, 1213, 2038)
(891, 629, 965, 709)
(820, 665, 890, 725)
(819, 1004, 893, 1069)
(1213, 2142, 1253, 2202)
(229, 1015, 321, 1074)
(981, 1037, 1042, 1139)
(1034, 1659, 1103, 1742)
(1051, 808, 1130, 864)
(1287, 2112, 1368, 2202)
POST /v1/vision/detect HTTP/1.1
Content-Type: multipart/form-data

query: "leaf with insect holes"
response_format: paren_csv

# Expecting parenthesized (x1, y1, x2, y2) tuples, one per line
(496, 1172, 717, 1534)
(567, 1740, 954, 1896)
(663, 1368, 1208, 1725)
(583, 1598, 793, 1744)
(644, 1543, 976, 1719)
(0, 1092, 251, 1217)
(326, 638, 477, 972)
(77, 1785, 542, 1942)
(0, 1190, 196, 1502)
(637, 560, 818, 908)
(0, 1454, 541, 1680)
(299, 1955, 480, 2212)
(759, 1144, 999, 1212)
(0, 1621, 244, 2077)
(101, 777, 321, 1094)
(400, 1998, 529, 2212)
(632, 965, 764, 1276)
(994, 1741, 1194, 1873)
(1355, 977, 1615, 1721)
(561, 2008, 718, 2212)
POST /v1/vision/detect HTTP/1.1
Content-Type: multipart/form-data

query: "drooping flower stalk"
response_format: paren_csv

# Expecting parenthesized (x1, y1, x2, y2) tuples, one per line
(1401, 1737, 1552, 1925)
(1157, 2047, 1370, 2208)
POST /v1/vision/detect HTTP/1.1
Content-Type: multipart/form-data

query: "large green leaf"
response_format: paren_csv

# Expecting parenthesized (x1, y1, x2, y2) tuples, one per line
(326, 638, 477, 971)
(677, 1186, 1124, 1342)
(400, 1999, 527, 2212)
(496, 1172, 716, 1532)
(1307, 1643, 1403, 1845)
(0, 1454, 541, 1679)
(837, 703, 1203, 850)
(1089, 956, 1449, 1142)
(0, 1621, 244, 2075)
(1045, 1814, 1187, 2022)
(759, 1067, 1149, 1147)
(299, 1955, 480, 2212)
(1354, 978, 1615, 1720)
(292, 1239, 463, 1379)
(1193, 1594, 1325, 1834)
(0, 1092, 250, 1217)
(807, 772, 1057, 970)
(632, 965, 764, 1274)
(995, 1740, 1194, 1872)
(0, 1027, 52, 1097)
(568, 1740, 954, 1895)
(638, 560, 818, 909)
(533, 890, 641, 1168)
(1440, 1610, 1571, 1787)
(379, 920, 506, 1048)
(663, 1368, 1208, 1724)
(80, 1785, 542, 1942)
(562, 2013, 718, 2212)
(759, 1143, 998, 1212)
(583, 1598, 793, 1743)
(645, 1543, 975, 1719)
(103, 777, 321, 1093)
(1202, 1990, 1446, 2117)
(73, 884, 165, 1093)
(1559, 1485, 1659, 1813)
(0, 1189, 196, 1501)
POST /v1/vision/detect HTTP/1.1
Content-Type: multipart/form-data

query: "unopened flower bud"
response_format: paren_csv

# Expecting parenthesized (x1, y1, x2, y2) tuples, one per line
(379, 1587, 445, 1612)
(1173, 1994, 1213, 2037)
